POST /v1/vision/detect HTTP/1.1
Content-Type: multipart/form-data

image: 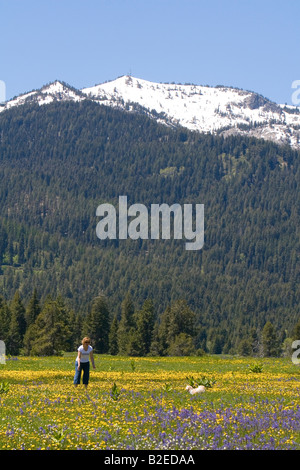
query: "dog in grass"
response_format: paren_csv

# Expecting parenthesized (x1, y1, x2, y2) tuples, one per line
(186, 384, 206, 394)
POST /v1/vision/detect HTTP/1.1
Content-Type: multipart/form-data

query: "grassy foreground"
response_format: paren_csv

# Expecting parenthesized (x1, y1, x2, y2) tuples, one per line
(0, 354, 300, 450)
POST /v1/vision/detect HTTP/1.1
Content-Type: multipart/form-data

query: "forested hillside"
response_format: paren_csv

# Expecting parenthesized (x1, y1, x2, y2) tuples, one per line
(0, 100, 299, 354)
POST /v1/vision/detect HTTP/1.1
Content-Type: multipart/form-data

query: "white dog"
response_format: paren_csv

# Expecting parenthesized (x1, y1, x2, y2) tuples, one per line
(186, 384, 206, 395)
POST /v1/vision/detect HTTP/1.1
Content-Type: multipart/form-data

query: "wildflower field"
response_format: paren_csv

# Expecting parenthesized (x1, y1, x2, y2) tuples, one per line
(0, 354, 300, 450)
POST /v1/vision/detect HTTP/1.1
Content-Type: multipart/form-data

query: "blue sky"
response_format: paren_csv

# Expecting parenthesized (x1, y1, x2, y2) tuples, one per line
(1, 0, 299, 104)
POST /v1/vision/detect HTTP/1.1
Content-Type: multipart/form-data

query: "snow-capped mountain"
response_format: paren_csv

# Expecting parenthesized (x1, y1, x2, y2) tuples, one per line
(82, 76, 300, 149)
(0, 81, 84, 110)
(1, 76, 300, 150)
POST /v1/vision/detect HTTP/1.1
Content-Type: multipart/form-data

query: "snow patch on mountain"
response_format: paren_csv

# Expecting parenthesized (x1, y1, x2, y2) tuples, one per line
(81, 76, 300, 149)
(0, 81, 84, 111)
(1, 76, 300, 150)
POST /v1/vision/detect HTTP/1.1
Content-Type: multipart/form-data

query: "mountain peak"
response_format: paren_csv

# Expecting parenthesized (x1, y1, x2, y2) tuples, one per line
(81, 76, 300, 149)
(1, 80, 84, 111)
(1, 76, 300, 149)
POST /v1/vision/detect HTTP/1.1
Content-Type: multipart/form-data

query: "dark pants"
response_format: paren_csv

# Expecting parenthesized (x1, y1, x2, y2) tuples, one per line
(74, 360, 90, 385)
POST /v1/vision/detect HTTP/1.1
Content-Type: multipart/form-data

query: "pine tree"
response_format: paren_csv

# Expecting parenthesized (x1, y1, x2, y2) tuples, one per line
(68, 311, 83, 351)
(149, 321, 162, 356)
(132, 298, 155, 356)
(211, 335, 223, 354)
(7, 240, 13, 265)
(167, 332, 196, 356)
(0, 228, 7, 266)
(292, 319, 300, 341)
(7, 291, 26, 355)
(55, 295, 73, 350)
(250, 327, 260, 356)
(108, 314, 119, 355)
(22, 322, 38, 356)
(238, 338, 252, 356)
(0, 296, 10, 340)
(168, 299, 196, 342)
(84, 296, 110, 353)
(166, 300, 197, 354)
(29, 297, 69, 356)
(262, 321, 280, 357)
(25, 288, 41, 328)
(18, 231, 25, 265)
(154, 305, 172, 356)
(117, 292, 135, 355)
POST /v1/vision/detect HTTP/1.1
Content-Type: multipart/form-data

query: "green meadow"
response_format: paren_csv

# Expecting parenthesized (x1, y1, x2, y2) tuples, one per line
(0, 354, 299, 450)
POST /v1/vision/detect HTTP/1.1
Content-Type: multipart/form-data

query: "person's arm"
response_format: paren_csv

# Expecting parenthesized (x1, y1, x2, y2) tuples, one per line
(77, 351, 81, 370)
(90, 350, 95, 369)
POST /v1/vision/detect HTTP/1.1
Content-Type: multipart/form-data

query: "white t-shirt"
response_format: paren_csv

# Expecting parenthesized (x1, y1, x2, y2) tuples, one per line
(77, 344, 93, 363)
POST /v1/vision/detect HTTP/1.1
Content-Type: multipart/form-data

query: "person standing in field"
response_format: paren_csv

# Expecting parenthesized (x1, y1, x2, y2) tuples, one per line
(74, 337, 95, 389)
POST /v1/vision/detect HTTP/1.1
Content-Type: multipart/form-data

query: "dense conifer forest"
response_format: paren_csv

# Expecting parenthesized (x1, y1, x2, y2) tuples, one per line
(0, 100, 299, 355)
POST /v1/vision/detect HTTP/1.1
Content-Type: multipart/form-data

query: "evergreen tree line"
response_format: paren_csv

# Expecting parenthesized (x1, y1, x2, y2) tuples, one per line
(1, 289, 299, 358)
(0, 101, 300, 344)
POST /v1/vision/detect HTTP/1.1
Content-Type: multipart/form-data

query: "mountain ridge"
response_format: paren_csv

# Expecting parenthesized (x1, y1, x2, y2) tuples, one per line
(0, 98, 299, 352)
(1, 75, 300, 149)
